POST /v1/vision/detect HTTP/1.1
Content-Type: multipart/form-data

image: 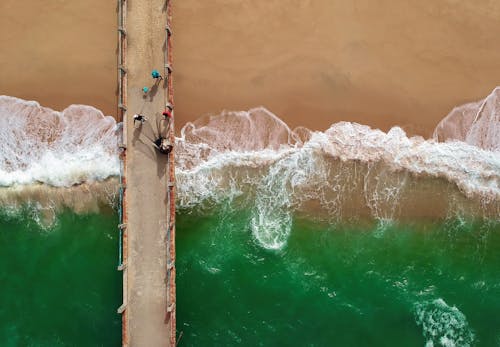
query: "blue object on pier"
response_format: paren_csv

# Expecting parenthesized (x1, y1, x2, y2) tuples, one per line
(151, 69, 161, 79)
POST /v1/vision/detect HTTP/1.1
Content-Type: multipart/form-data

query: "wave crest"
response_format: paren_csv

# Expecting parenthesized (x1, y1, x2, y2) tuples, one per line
(1, 95, 498, 249)
(176, 107, 499, 249)
(434, 87, 500, 152)
(0, 96, 120, 187)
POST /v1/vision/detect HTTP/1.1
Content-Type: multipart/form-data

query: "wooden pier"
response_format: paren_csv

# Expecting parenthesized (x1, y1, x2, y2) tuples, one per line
(117, 0, 176, 346)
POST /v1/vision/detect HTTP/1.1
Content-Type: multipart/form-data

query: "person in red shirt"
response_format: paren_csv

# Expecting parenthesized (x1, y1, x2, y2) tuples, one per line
(162, 109, 172, 119)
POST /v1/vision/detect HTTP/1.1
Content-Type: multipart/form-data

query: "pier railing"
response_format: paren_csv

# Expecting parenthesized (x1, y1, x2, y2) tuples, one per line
(164, 1, 177, 346)
(117, 0, 129, 345)
(164, 0, 176, 346)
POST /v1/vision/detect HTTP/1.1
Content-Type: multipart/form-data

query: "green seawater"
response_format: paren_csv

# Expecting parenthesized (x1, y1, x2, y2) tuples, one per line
(1, 206, 499, 346)
(177, 209, 500, 347)
(0, 208, 121, 346)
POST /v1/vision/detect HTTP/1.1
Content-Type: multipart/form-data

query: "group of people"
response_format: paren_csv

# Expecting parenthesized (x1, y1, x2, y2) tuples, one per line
(132, 69, 173, 155)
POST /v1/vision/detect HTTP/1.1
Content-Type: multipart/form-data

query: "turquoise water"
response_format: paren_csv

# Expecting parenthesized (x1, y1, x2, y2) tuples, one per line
(0, 208, 121, 346)
(177, 209, 500, 346)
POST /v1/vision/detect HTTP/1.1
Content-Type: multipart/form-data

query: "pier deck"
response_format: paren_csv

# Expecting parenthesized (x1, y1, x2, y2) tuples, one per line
(118, 0, 175, 346)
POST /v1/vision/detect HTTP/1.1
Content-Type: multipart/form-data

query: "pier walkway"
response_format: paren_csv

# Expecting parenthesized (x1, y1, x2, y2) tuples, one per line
(117, 0, 176, 346)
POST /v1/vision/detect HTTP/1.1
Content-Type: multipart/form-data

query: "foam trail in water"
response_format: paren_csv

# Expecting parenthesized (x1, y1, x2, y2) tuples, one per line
(0, 179, 119, 228)
(415, 299, 474, 347)
(0, 96, 120, 187)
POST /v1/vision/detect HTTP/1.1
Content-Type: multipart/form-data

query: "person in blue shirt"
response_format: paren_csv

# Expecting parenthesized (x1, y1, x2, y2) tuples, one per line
(151, 69, 163, 80)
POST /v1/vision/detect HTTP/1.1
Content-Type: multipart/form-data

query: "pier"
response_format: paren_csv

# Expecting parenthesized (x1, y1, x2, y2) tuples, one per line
(117, 0, 176, 346)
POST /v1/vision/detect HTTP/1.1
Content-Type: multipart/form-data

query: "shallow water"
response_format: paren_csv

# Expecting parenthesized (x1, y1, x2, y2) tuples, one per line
(0, 208, 121, 346)
(177, 209, 500, 346)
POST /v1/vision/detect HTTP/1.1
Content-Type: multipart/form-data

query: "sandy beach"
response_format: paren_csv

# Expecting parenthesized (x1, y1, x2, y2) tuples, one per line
(1, 0, 500, 136)
(0, 0, 116, 116)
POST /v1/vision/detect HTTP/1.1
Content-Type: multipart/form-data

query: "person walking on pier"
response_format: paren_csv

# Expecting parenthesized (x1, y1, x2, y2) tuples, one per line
(133, 114, 147, 126)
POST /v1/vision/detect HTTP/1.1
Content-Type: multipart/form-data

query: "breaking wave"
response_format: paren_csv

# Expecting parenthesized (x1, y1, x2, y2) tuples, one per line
(0, 96, 120, 187)
(1, 93, 499, 247)
(176, 105, 499, 249)
(434, 87, 500, 152)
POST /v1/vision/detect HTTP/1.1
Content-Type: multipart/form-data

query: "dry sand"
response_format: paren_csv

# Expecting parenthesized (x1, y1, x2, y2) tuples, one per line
(172, 0, 500, 135)
(0, 0, 116, 116)
(1, 0, 500, 136)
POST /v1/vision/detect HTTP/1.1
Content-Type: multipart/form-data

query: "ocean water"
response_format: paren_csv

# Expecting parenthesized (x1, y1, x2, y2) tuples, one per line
(0, 94, 499, 346)
(0, 208, 121, 346)
(1, 204, 498, 346)
(176, 210, 500, 346)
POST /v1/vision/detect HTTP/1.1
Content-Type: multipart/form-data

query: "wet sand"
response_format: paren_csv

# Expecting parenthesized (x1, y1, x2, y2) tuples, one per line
(1, 0, 500, 135)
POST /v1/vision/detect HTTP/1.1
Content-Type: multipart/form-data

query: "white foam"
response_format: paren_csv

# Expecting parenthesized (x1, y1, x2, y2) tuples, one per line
(434, 87, 500, 152)
(0, 96, 120, 187)
(176, 107, 499, 249)
(415, 298, 474, 347)
(1, 95, 499, 249)
(322, 121, 499, 198)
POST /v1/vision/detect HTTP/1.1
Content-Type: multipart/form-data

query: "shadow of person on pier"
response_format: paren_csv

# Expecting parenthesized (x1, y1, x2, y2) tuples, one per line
(132, 117, 156, 161)
(143, 82, 160, 102)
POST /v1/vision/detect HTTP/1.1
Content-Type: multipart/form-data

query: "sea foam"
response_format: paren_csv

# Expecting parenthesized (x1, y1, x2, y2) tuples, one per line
(0, 96, 120, 187)
(415, 299, 474, 347)
(434, 87, 500, 152)
(1, 93, 499, 248)
(176, 104, 499, 249)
